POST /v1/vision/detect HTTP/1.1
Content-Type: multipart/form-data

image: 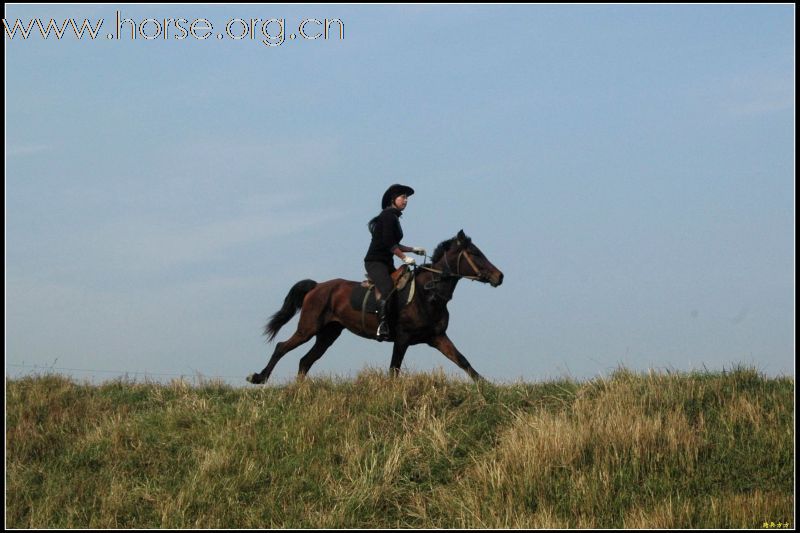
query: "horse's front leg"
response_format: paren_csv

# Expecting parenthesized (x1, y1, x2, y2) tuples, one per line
(428, 334, 484, 382)
(389, 341, 409, 377)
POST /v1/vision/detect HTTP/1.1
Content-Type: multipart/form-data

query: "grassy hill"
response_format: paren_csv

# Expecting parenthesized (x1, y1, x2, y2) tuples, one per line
(6, 367, 794, 528)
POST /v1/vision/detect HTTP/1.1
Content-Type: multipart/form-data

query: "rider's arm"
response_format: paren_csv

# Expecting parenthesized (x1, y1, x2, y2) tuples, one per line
(396, 244, 426, 257)
(391, 246, 410, 261)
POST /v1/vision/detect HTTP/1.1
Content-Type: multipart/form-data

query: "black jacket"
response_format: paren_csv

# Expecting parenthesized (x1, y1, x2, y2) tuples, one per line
(364, 207, 404, 264)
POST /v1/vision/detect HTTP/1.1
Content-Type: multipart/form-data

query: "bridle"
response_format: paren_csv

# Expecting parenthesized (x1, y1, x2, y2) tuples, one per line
(418, 248, 485, 286)
(451, 249, 484, 281)
(415, 249, 487, 303)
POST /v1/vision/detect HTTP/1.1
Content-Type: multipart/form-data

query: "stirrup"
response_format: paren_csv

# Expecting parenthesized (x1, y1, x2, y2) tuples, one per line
(376, 321, 389, 341)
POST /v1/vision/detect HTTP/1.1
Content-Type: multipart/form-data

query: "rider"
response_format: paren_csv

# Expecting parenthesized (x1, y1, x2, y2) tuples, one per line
(364, 184, 426, 341)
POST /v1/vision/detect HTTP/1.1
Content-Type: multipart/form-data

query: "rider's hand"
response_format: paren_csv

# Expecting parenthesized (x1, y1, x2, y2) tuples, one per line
(411, 247, 426, 256)
(403, 256, 416, 266)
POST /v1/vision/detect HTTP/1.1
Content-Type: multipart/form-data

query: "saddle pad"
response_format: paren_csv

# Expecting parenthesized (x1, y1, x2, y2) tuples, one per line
(350, 284, 381, 314)
(349, 275, 415, 313)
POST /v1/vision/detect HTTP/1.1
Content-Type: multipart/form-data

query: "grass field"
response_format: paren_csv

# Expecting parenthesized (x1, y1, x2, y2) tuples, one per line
(6, 366, 794, 528)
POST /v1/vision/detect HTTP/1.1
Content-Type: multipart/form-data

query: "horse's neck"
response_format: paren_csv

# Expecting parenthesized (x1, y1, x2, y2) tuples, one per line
(419, 260, 460, 302)
(437, 277, 459, 300)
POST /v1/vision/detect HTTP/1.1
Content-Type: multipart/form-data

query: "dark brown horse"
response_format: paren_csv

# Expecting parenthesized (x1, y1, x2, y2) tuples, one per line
(247, 230, 503, 384)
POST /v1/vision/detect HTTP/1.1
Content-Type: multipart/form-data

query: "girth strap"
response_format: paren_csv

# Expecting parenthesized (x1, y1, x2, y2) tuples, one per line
(359, 272, 417, 337)
(360, 289, 372, 334)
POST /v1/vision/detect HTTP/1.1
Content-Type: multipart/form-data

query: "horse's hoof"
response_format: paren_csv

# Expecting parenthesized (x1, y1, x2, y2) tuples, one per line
(246, 373, 260, 384)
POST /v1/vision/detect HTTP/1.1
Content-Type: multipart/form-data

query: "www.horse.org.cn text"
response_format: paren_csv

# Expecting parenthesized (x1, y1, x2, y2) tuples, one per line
(3, 11, 345, 47)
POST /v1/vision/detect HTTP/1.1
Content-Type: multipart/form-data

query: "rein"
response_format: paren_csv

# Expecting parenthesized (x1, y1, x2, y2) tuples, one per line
(419, 250, 483, 282)
(415, 249, 485, 303)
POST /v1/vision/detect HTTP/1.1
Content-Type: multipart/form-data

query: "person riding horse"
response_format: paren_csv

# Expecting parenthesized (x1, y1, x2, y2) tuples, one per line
(364, 184, 426, 340)
(248, 227, 504, 385)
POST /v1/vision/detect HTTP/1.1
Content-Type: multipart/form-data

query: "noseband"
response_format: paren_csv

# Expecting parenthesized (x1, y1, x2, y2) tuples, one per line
(416, 249, 486, 303)
(449, 250, 484, 281)
(420, 249, 485, 284)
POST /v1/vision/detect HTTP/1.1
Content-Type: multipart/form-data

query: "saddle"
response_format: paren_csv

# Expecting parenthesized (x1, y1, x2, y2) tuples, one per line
(349, 265, 416, 315)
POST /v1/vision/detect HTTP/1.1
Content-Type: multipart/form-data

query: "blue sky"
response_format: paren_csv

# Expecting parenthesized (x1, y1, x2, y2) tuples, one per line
(5, 5, 795, 384)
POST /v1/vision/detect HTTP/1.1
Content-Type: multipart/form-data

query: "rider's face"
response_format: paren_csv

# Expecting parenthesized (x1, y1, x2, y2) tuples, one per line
(393, 194, 409, 210)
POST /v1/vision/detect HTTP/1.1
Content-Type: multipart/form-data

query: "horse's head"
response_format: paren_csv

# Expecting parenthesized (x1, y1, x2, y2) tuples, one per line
(436, 230, 504, 287)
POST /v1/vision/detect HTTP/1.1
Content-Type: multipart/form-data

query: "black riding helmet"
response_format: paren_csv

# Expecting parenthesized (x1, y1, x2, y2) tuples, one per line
(381, 184, 415, 209)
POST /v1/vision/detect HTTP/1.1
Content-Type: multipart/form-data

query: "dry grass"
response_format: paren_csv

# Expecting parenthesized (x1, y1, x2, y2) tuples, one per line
(6, 366, 794, 528)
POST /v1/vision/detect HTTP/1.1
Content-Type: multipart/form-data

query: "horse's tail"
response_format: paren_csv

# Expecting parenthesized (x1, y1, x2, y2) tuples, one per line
(264, 279, 318, 342)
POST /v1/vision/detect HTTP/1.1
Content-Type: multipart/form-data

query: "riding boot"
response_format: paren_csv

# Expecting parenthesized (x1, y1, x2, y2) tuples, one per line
(376, 299, 390, 341)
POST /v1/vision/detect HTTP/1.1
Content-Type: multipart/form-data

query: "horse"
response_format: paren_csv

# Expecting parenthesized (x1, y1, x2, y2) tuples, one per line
(246, 230, 504, 384)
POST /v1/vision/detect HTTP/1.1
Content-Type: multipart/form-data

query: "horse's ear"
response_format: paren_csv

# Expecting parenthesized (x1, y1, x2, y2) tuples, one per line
(457, 229, 466, 241)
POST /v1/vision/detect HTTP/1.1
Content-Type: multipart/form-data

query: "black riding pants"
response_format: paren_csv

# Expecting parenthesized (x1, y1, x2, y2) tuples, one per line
(364, 260, 394, 302)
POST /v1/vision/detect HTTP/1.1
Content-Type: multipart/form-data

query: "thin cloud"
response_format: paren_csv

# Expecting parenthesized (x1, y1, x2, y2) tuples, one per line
(6, 144, 50, 157)
(721, 75, 794, 117)
(725, 95, 794, 117)
(102, 208, 343, 271)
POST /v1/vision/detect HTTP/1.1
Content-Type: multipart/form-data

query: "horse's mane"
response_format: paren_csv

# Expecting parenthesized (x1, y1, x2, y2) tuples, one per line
(431, 233, 471, 264)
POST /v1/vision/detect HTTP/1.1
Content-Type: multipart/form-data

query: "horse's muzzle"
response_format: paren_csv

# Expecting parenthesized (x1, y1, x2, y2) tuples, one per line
(489, 272, 504, 287)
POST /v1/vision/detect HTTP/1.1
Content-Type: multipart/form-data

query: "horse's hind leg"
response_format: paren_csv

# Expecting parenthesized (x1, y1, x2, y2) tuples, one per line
(247, 328, 314, 384)
(297, 323, 344, 378)
(248, 302, 326, 384)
